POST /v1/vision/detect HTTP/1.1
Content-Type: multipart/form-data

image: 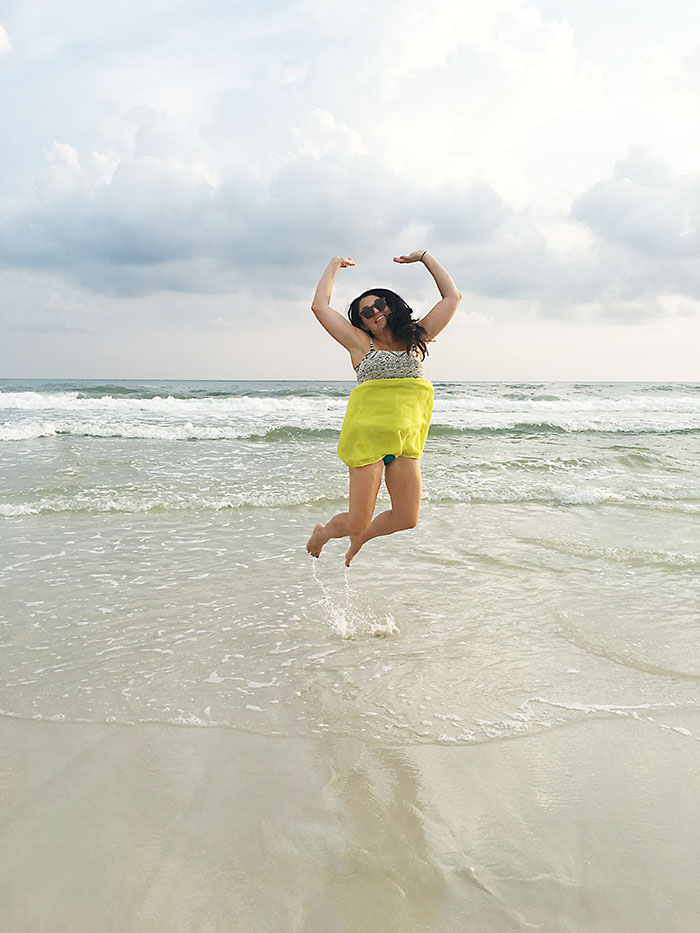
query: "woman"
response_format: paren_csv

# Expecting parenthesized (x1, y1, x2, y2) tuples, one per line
(306, 250, 461, 566)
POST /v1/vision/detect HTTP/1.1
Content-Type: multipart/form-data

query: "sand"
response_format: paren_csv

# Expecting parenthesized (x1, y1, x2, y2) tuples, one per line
(2, 714, 700, 932)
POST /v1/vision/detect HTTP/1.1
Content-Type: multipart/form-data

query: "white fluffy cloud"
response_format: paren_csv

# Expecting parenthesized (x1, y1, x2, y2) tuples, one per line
(642, 46, 700, 118)
(293, 109, 367, 159)
(297, 0, 603, 208)
(0, 24, 11, 56)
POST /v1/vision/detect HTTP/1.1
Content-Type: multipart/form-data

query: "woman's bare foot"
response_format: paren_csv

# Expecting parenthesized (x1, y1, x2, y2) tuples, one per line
(306, 523, 327, 558)
(344, 535, 364, 567)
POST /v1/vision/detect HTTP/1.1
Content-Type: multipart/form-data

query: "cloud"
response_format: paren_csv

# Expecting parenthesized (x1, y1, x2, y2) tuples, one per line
(2, 0, 699, 341)
(298, 0, 601, 207)
(0, 24, 11, 56)
(4, 120, 700, 326)
(642, 46, 700, 119)
(569, 146, 700, 312)
(5, 100, 572, 309)
(0, 137, 498, 295)
(572, 146, 700, 260)
(293, 109, 367, 158)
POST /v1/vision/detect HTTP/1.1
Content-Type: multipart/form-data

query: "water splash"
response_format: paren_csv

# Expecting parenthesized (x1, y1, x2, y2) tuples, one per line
(311, 561, 398, 639)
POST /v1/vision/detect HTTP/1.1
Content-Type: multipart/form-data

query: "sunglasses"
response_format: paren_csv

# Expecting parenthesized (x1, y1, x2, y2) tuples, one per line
(359, 297, 388, 319)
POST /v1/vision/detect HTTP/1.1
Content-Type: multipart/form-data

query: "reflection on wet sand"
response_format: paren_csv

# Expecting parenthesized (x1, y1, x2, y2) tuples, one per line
(2, 706, 700, 931)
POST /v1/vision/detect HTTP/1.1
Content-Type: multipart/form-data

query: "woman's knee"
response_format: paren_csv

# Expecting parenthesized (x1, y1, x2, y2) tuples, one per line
(398, 514, 419, 531)
(347, 515, 371, 537)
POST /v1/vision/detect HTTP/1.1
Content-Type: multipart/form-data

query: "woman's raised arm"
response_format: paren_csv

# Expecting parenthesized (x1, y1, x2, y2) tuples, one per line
(394, 251, 462, 341)
(311, 257, 365, 352)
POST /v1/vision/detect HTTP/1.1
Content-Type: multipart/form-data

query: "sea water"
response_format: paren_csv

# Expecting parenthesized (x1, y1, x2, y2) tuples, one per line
(1, 379, 698, 750)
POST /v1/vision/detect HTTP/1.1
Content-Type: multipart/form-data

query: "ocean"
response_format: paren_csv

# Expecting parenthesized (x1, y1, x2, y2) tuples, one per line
(1, 378, 699, 930)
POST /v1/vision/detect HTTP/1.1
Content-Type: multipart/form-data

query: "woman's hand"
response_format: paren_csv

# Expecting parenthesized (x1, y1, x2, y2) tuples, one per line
(332, 256, 355, 268)
(393, 251, 427, 263)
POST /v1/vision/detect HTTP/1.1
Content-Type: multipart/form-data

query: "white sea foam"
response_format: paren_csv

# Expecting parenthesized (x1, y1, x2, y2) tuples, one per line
(0, 488, 345, 517)
(0, 420, 254, 442)
(2, 385, 700, 439)
(2, 475, 697, 517)
(0, 391, 346, 417)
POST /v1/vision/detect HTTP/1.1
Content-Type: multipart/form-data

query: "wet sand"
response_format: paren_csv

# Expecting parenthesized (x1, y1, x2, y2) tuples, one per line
(2, 714, 699, 932)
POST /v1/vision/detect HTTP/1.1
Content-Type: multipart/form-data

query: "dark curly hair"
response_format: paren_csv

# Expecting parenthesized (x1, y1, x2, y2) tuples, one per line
(347, 288, 429, 360)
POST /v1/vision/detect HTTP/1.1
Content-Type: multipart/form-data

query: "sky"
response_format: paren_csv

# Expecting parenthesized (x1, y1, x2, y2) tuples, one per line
(1, 0, 700, 380)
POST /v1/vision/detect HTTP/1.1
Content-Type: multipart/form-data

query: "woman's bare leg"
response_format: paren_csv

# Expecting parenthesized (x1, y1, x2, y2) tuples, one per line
(345, 457, 422, 566)
(306, 461, 384, 557)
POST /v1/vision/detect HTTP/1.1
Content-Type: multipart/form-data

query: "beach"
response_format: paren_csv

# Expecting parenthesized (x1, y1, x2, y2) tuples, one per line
(1, 378, 700, 930)
(3, 715, 700, 931)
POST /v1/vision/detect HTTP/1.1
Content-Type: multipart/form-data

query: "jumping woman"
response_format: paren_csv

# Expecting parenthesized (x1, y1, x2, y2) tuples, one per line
(306, 251, 461, 566)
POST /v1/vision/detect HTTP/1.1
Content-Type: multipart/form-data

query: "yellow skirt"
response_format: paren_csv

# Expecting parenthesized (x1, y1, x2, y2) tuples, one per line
(337, 378, 434, 468)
